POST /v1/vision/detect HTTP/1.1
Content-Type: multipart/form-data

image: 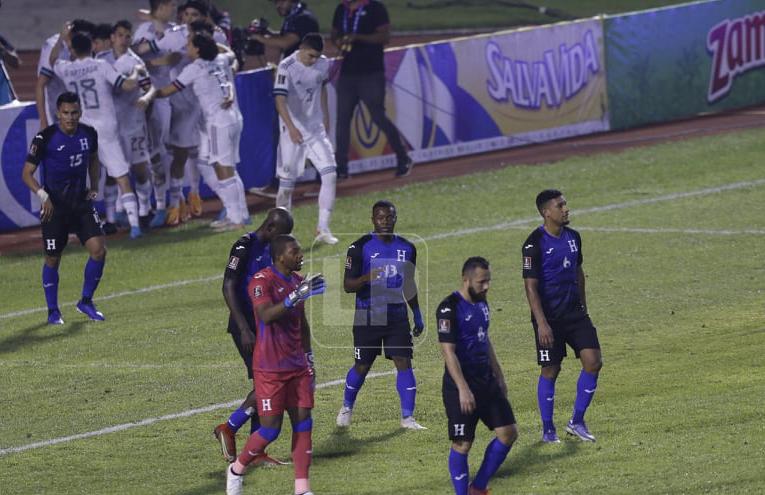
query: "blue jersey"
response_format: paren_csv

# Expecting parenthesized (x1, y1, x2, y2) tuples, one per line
(344, 233, 417, 325)
(26, 123, 98, 209)
(522, 225, 584, 320)
(224, 233, 272, 318)
(437, 291, 493, 384)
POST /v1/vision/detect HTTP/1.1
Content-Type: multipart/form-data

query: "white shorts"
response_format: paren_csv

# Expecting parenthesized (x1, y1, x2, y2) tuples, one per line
(147, 98, 171, 157)
(207, 120, 242, 167)
(119, 123, 151, 165)
(168, 94, 200, 149)
(98, 131, 131, 179)
(276, 128, 336, 181)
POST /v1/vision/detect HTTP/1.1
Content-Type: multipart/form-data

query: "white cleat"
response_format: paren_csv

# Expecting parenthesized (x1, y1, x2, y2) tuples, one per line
(401, 416, 427, 430)
(226, 465, 244, 495)
(314, 230, 339, 245)
(336, 406, 353, 427)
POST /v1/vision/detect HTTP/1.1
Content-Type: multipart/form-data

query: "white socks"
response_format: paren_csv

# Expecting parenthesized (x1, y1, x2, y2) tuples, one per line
(318, 169, 336, 232)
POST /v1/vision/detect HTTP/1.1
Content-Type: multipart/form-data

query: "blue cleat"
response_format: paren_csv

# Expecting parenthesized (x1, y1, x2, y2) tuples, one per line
(47, 308, 64, 325)
(129, 226, 143, 239)
(115, 211, 129, 228)
(542, 429, 561, 443)
(149, 209, 167, 228)
(215, 207, 227, 222)
(566, 420, 596, 442)
(76, 300, 105, 321)
(242, 215, 252, 225)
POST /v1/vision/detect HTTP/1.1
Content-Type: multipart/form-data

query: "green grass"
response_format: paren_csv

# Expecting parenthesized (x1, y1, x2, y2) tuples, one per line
(216, 0, 693, 33)
(1, 128, 765, 494)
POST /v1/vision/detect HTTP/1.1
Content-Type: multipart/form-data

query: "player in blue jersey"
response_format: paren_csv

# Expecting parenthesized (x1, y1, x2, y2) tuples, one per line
(438, 257, 517, 495)
(336, 200, 426, 430)
(213, 208, 294, 465)
(522, 189, 603, 443)
(21, 92, 107, 324)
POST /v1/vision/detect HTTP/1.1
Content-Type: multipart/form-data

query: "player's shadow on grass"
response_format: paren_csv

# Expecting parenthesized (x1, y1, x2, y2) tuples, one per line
(495, 438, 581, 478)
(313, 426, 405, 460)
(0, 320, 87, 355)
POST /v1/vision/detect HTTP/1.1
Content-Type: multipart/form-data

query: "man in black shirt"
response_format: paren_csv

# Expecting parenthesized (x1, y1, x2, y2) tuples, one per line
(438, 257, 517, 495)
(21, 92, 107, 325)
(250, 0, 319, 60)
(331, 0, 413, 179)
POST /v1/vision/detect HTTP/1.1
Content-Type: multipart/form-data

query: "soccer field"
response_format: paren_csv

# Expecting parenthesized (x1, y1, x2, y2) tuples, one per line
(1, 129, 764, 494)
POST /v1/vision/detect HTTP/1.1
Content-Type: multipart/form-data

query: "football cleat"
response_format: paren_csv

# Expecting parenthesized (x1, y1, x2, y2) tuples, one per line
(149, 209, 167, 228)
(314, 230, 339, 245)
(215, 207, 228, 222)
(165, 206, 181, 226)
(394, 157, 414, 178)
(179, 199, 191, 221)
(401, 416, 427, 430)
(542, 429, 561, 444)
(468, 485, 490, 495)
(187, 192, 203, 217)
(76, 300, 105, 321)
(213, 423, 237, 463)
(211, 219, 244, 232)
(129, 226, 143, 239)
(251, 453, 290, 468)
(226, 465, 244, 495)
(101, 222, 118, 235)
(336, 406, 353, 427)
(47, 308, 64, 325)
(566, 420, 596, 442)
(247, 185, 278, 199)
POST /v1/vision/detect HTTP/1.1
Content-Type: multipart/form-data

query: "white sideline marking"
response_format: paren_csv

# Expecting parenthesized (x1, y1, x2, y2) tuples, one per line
(2, 178, 764, 321)
(0, 370, 395, 456)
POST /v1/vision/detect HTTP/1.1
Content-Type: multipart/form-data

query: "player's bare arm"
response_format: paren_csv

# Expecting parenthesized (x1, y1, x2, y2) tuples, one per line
(440, 342, 476, 415)
(35, 75, 51, 129)
(345, 24, 391, 47)
(578, 265, 587, 313)
(487, 338, 508, 398)
(321, 84, 330, 132)
(524, 277, 554, 348)
(87, 152, 100, 200)
(21, 161, 54, 222)
(222, 279, 255, 352)
(275, 95, 303, 144)
(48, 23, 70, 68)
(343, 267, 384, 293)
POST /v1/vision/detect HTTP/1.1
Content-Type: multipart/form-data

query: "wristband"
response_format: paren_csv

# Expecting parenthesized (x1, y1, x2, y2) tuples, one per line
(36, 189, 49, 203)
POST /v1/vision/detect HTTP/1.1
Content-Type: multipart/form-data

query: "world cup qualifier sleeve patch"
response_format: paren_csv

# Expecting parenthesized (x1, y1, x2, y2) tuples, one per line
(438, 318, 451, 333)
(523, 256, 532, 270)
(253, 285, 263, 298)
(228, 256, 239, 270)
(345, 256, 352, 269)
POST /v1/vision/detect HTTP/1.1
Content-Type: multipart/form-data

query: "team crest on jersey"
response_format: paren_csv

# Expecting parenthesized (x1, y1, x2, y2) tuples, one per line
(227, 256, 239, 270)
(438, 318, 451, 333)
(345, 256, 352, 269)
(523, 256, 532, 270)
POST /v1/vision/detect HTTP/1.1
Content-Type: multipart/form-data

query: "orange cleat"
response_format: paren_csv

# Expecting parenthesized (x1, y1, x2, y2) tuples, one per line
(179, 200, 191, 221)
(213, 423, 237, 463)
(187, 192, 203, 217)
(468, 486, 490, 495)
(165, 206, 181, 226)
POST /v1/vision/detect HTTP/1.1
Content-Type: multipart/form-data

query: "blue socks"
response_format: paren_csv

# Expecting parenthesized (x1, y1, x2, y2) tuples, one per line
(448, 448, 469, 495)
(572, 369, 598, 424)
(396, 368, 417, 418)
(472, 438, 512, 490)
(343, 366, 366, 409)
(227, 407, 255, 434)
(81, 257, 105, 301)
(42, 264, 59, 310)
(538, 375, 556, 432)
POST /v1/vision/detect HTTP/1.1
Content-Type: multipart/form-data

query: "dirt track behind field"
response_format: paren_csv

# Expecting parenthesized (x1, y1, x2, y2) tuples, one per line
(2, 105, 765, 255)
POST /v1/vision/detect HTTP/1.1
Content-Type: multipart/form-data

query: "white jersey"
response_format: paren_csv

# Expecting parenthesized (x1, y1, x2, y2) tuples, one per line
(175, 53, 241, 127)
(134, 20, 174, 87)
(53, 57, 125, 135)
(273, 53, 330, 136)
(37, 34, 71, 123)
(98, 49, 150, 135)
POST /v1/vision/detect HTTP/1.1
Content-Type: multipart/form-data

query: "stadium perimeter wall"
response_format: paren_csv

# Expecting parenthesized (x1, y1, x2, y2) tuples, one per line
(1, 0, 764, 232)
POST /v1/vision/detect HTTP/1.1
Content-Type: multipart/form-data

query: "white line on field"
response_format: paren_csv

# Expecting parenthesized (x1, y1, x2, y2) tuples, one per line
(0, 370, 396, 456)
(2, 178, 764, 321)
(501, 225, 765, 236)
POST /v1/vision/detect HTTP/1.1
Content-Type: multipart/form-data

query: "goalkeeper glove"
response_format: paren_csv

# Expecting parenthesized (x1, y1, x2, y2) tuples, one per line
(284, 273, 326, 308)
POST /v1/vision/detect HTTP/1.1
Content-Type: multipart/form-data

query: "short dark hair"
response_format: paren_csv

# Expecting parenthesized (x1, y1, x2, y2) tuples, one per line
(300, 33, 324, 52)
(462, 256, 489, 276)
(189, 19, 214, 36)
(271, 234, 298, 259)
(93, 23, 113, 41)
(56, 91, 81, 108)
(183, 0, 209, 18)
(372, 200, 395, 214)
(191, 33, 218, 61)
(536, 189, 563, 212)
(113, 20, 133, 34)
(70, 32, 93, 56)
(70, 19, 96, 36)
